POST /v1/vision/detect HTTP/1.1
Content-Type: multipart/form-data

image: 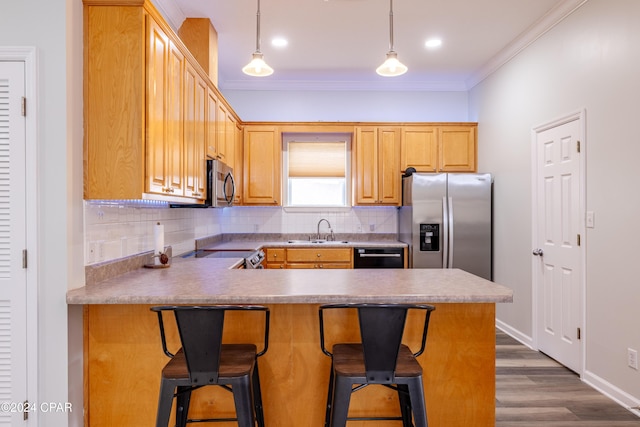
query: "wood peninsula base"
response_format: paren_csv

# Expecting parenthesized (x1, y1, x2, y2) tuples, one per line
(85, 302, 496, 426)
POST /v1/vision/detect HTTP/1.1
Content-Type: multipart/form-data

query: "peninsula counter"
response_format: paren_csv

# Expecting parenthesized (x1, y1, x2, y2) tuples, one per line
(67, 258, 513, 426)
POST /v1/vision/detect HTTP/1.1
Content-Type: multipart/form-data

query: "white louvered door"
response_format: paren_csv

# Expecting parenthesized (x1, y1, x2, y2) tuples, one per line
(0, 61, 28, 426)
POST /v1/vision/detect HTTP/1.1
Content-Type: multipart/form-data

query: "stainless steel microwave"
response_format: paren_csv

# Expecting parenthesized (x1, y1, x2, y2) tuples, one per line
(169, 159, 235, 208)
(208, 159, 235, 207)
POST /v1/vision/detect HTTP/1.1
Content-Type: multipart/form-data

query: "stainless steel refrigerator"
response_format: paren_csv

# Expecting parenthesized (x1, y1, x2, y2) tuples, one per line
(398, 173, 493, 280)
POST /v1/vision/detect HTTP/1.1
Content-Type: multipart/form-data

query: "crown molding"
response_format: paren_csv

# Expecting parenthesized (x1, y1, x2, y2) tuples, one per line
(465, 0, 588, 89)
(149, 0, 186, 32)
(220, 78, 468, 92)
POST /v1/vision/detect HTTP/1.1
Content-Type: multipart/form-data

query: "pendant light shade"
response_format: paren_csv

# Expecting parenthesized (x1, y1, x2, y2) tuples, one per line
(243, 0, 273, 77)
(377, 0, 407, 77)
(242, 52, 274, 77)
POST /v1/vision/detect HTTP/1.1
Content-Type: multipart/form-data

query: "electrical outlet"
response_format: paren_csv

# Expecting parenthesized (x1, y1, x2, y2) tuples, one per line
(369, 224, 375, 232)
(628, 348, 638, 370)
(96, 240, 105, 262)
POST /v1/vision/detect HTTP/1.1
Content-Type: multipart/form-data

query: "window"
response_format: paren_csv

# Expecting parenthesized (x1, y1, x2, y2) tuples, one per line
(283, 133, 351, 208)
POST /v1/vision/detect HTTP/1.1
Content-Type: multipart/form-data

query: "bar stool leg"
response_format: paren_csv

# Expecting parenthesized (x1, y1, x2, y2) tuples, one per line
(397, 384, 414, 427)
(175, 386, 192, 427)
(232, 376, 256, 427)
(407, 377, 428, 427)
(324, 363, 335, 427)
(252, 363, 266, 427)
(156, 380, 175, 427)
(329, 376, 352, 427)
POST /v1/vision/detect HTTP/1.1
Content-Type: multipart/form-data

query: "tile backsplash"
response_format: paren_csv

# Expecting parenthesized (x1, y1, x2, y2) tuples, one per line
(84, 201, 398, 265)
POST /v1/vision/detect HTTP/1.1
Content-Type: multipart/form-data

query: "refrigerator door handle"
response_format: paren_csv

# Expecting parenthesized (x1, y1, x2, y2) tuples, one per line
(447, 196, 454, 268)
(442, 196, 449, 268)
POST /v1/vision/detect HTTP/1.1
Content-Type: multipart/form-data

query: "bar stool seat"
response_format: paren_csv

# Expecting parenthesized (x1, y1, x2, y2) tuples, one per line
(151, 305, 269, 427)
(319, 303, 435, 427)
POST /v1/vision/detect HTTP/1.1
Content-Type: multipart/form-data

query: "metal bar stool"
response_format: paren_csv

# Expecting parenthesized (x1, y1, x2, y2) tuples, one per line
(319, 303, 435, 427)
(151, 305, 270, 427)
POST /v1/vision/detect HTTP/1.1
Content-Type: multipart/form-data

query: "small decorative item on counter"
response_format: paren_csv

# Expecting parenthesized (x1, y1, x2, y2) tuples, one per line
(144, 222, 171, 268)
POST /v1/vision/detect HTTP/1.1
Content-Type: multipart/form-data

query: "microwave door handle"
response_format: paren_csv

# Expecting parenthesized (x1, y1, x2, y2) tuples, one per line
(228, 172, 236, 204)
(223, 172, 235, 205)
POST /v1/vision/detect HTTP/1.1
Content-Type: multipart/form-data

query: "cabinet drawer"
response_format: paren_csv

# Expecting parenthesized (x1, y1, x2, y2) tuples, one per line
(265, 248, 286, 263)
(286, 248, 352, 263)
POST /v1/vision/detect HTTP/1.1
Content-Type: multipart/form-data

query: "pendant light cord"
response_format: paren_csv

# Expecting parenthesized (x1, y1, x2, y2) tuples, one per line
(255, 0, 262, 53)
(388, 0, 394, 52)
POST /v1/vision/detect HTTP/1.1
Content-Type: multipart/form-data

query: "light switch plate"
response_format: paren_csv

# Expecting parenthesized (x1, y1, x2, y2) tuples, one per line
(586, 211, 595, 228)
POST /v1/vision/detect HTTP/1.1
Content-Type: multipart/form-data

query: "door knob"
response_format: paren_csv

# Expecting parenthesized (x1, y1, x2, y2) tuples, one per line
(532, 249, 544, 256)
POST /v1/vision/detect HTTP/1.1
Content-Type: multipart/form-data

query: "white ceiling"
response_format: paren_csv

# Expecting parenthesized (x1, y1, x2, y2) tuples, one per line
(152, 0, 586, 92)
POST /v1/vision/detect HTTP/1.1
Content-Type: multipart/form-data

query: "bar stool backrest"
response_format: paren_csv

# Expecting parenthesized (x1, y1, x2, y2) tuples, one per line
(358, 306, 408, 383)
(152, 305, 270, 386)
(319, 303, 435, 384)
(174, 308, 225, 385)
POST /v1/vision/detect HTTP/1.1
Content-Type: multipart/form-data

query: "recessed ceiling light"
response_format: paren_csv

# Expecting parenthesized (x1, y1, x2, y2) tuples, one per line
(271, 37, 288, 48)
(425, 38, 442, 49)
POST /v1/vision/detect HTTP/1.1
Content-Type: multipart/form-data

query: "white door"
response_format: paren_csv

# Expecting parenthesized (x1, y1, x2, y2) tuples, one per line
(533, 113, 584, 374)
(0, 61, 28, 425)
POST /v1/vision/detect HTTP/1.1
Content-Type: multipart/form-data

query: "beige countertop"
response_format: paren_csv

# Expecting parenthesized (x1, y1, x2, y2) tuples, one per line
(197, 239, 407, 251)
(67, 257, 513, 305)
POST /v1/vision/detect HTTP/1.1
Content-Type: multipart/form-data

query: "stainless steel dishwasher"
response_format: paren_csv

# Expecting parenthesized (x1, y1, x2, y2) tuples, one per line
(353, 247, 405, 269)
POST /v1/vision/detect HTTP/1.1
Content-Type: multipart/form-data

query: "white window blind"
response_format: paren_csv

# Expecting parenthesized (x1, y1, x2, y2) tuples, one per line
(283, 134, 351, 208)
(288, 141, 346, 178)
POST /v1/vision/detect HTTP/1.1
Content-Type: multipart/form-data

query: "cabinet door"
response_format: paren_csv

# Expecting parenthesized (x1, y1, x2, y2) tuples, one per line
(225, 112, 236, 171)
(216, 103, 228, 162)
(377, 127, 401, 205)
(354, 127, 378, 205)
(233, 123, 243, 204)
(439, 125, 476, 172)
(243, 126, 281, 205)
(206, 89, 217, 159)
(146, 18, 170, 195)
(354, 127, 400, 205)
(184, 62, 207, 200)
(401, 126, 438, 172)
(147, 19, 184, 197)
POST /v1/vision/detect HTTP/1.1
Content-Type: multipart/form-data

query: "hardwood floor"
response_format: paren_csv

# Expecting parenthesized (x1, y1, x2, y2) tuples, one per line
(496, 329, 640, 426)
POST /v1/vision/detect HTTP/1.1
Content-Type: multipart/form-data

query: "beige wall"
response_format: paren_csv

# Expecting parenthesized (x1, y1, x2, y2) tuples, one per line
(469, 0, 640, 407)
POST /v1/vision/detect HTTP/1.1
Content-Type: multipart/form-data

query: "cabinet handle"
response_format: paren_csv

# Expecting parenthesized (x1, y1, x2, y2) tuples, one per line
(162, 187, 175, 193)
(317, 253, 321, 257)
(191, 192, 202, 197)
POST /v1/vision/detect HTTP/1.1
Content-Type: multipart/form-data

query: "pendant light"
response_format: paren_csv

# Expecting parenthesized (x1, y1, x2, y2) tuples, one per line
(242, 0, 274, 77)
(376, 0, 407, 77)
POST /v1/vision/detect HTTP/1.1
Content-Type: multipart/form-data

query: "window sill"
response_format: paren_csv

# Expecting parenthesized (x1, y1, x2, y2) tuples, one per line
(282, 206, 353, 213)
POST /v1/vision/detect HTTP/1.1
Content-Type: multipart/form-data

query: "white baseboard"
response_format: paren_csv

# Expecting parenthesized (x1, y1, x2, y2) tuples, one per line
(582, 370, 640, 417)
(495, 319, 640, 419)
(495, 319, 534, 350)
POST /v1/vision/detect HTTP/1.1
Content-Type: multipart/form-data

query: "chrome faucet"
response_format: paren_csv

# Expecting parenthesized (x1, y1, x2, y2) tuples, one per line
(317, 218, 332, 240)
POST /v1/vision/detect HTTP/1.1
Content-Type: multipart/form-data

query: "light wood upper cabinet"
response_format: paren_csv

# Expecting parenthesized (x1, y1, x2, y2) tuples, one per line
(83, 0, 239, 203)
(439, 125, 476, 172)
(401, 124, 477, 173)
(183, 62, 207, 200)
(401, 126, 438, 172)
(206, 89, 218, 159)
(354, 127, 401, 206)
(233, 123, 243, 204)
(243, 126, 281, 205)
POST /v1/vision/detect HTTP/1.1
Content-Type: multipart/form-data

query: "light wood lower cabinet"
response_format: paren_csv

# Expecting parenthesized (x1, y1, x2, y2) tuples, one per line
(264, 247, 353, 269)
(85, 303, 497, 426)
(264, 248, 286, 269)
